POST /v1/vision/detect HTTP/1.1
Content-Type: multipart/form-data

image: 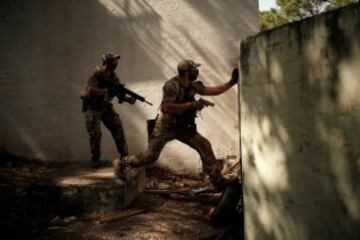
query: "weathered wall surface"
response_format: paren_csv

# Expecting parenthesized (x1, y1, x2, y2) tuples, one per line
(0, 0, 258, 173)
(241, 3, 360, 240)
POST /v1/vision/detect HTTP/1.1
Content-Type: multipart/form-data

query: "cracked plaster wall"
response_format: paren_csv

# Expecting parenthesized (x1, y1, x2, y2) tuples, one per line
(240, 3, 360, 240)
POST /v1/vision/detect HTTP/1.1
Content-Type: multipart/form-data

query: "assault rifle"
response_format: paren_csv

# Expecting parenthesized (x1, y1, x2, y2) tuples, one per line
(112, 83, 153, 106)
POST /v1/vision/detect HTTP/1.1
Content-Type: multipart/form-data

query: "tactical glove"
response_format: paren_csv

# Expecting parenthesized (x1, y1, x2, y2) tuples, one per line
(229, 68, 239, 85)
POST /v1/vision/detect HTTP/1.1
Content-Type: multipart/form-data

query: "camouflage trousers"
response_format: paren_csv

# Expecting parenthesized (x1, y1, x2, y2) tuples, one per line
(124, 118, 227, 188)
(84, 107, 128, 162)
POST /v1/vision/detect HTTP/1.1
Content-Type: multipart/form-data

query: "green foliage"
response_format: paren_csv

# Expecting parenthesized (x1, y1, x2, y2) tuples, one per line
(260, 0, 358, 30)
(260, 9, 288, 30)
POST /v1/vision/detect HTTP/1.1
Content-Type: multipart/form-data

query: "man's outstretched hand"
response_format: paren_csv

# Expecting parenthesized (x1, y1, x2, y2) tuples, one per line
(229, 68, 239, 85)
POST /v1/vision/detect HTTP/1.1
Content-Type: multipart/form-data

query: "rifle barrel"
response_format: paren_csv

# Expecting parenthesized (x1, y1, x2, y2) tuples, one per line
(144, 100, 153, 106)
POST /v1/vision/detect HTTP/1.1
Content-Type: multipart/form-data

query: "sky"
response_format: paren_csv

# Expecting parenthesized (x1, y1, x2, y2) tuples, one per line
(259, 0, 277, 11)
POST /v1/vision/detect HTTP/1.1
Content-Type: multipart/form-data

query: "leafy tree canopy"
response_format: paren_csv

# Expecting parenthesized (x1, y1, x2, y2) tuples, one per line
(260, 0, 358, 30)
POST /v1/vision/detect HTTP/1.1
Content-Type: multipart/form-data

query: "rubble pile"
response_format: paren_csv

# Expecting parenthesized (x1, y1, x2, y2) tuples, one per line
(146, 167, 205, 190)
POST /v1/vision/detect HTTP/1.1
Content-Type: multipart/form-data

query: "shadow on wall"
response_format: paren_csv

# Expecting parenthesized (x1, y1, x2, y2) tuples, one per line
(0, 0, 163, 161)
(183, 0, 258, 77)
(241, 4, 360, 240)
(0, 0, 257, 168)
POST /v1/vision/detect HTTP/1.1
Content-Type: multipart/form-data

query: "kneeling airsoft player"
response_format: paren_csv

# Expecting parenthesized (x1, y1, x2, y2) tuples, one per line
(115, 59, 239, 190)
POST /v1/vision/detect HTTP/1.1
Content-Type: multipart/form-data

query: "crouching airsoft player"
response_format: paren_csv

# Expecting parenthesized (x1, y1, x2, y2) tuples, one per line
(115, 59, 239, 189)
(82, 53, 136, 168)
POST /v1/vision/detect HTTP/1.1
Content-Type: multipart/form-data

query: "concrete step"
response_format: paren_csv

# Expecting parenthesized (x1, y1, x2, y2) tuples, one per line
(43, 162, 146, 216)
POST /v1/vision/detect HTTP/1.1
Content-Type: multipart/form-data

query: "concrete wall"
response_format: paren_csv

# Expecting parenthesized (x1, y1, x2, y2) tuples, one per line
(241, 3, 360, 240)
(0, 0, 258, 173)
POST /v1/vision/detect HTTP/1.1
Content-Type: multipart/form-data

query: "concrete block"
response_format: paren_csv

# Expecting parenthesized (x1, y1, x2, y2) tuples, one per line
(49, 163, 146, 215)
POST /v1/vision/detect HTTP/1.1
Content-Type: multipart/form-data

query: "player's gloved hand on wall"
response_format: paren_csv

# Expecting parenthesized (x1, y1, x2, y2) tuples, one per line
(229, 68, 239, 85)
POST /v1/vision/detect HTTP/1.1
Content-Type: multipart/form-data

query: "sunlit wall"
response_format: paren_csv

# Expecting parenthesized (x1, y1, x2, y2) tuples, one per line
(0, 0, 258, 173)
(241, 3, 360, 239)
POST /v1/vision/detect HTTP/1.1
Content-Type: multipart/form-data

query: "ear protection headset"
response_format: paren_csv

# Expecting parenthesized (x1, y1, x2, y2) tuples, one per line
(186, 60, 199, 82)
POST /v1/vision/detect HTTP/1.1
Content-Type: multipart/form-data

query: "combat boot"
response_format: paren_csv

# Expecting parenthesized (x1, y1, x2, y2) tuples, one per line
(113, 158, 129, 181)
(91, 158, 101, 168)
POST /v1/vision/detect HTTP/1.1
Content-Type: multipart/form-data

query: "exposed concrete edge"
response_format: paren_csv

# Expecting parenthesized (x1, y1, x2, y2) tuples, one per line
(244, 2, 360, 44)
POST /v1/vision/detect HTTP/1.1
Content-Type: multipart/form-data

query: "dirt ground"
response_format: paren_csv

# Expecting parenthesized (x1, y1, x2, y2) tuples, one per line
(37, 168, 222, 240)
(0, 154, 241, 240)
(38, 192, 218, 240)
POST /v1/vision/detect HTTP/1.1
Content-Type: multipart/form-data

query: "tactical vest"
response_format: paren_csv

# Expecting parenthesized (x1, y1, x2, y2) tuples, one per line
(177, 85, 197, 127)
(84, 68, 118, 110)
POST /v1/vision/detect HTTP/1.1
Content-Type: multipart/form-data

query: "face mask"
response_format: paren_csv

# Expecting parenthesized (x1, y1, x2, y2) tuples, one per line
(109, 62, 117, 70)
(106, 60, 117, 70)
(188, 67, 199, 81)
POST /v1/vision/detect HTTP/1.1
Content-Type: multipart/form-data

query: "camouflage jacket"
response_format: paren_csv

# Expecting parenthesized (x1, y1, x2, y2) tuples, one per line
(85, 66, 121, 110)
(160, 76, 205, 126)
